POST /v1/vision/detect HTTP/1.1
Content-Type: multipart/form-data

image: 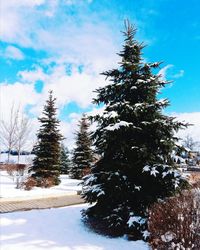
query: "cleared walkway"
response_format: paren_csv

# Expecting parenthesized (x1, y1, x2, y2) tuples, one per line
(0, 193, 84, 213)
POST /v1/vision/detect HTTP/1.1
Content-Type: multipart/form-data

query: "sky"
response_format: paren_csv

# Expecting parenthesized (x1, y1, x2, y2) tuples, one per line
(0, 0, 200, 149)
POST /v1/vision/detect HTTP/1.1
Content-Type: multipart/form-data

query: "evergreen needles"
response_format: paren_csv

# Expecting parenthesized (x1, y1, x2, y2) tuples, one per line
(31, 91, 63, 186)
(70, 114, 93, 179)
(82, 21, 188, 239)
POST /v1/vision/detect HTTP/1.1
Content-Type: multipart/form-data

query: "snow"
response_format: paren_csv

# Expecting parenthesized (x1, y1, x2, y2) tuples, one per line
(136, 79, 146, 84)
(162, 172, 168, 178)
(0, 204, 149, 250)
(0, 153, 82, 199)
(143, 165, 150, 172)
(0, 172, 82, 199)
(0, 153, 34, 164)
(134, 185, 141, 191)
(143, 164, 186, 182)
(142, 231, 150, 240)
(150, 167, 159, 177)
(105, 121, 133, 131)
(102, 111, 118, 118)
(161, 231, 176, 243)
(97, 190, 105, 197)
(131, 86, 137, 90)
(83, 174, 96, 186)
(172, 155, 185, 164)
(127, 216, 146, 227)
(173, 179, 180, 189)
(90, 184, 104, 196)
(134, 103, 144, 108)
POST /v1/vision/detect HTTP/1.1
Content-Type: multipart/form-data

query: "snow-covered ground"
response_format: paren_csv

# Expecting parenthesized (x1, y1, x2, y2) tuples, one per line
(0, 204, 149, 250)
(0, 173, 82, 199)
(0, 153, 149, 250)
(0, 153, 82, 199)
(0, 153, 34, 165)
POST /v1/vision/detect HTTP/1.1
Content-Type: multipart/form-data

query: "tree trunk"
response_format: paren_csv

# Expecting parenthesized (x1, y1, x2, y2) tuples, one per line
(17, 150, 20, 164)
(7, 148, 11, 163)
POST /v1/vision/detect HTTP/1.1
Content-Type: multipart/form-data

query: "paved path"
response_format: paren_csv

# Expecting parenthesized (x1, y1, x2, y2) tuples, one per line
(0, 194, 84, 213)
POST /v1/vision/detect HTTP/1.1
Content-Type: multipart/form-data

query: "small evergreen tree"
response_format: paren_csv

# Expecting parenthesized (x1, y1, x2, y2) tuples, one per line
(31, 90, 62, 186)
(70, 114, 93, 179)
(82, 21, 188, 239)
(60, 143, 71, 174)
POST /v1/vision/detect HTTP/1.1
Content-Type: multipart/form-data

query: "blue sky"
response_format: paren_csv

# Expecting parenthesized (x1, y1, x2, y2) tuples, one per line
(0, 0, 200, 146)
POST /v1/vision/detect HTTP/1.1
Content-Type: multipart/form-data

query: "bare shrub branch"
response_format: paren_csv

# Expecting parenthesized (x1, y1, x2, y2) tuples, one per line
(148, 190, 200, 249)
(0, 105, 19, 162)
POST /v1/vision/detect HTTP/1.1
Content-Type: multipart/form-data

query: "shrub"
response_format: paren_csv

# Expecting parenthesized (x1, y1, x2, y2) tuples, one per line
(3, 163, 28, 188)
(192, 180, 200, 189)
(148, 190, 200, 249)
(23, 177, 37, 190)
(39, 176, 59, 188)
(22, 175, 61, 190)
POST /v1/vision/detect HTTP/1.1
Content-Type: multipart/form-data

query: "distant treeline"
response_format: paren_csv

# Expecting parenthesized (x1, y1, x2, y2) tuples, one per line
(0, 150, 33, 155)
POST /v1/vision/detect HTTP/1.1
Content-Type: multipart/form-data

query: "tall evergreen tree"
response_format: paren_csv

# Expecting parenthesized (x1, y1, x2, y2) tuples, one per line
(70, 114, 93, 179)
(32, 91, 62, 186)
(82, 21, 188, 239)
(60, 143, 71, 174)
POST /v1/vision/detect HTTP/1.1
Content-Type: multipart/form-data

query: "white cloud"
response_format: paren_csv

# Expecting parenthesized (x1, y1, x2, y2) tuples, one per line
(18, 67, 47, 83)
(158, 65, 185, 88)
(173, 69, 184, 79)
(44, 68, 104, 108)
(0, 0, 46, 47)
(0, 0, 119, 127)
(17, 63, 107, 112)
(35, 23, 118, 73)
(5, 0, 45, 7)
(173, 112, 200, 144)
(64, 0, 92, 5)
(158, 64, 173, 80)
(0, 82, 40, 121)
(43, 0, 59, 17)
(60, 118, 79, 150)
(0, 1, 119, 73)
(158, 65, 185, 81)
(4, 46, 25, 60)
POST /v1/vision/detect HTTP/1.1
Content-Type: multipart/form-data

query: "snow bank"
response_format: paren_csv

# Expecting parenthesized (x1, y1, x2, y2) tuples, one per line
(0, 173, 82, 199)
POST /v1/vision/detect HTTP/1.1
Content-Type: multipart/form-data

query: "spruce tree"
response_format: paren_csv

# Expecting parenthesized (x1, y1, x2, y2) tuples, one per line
(60, 143, 71, 174)
(32, 91, 62, 186)
(82, 21, 188, 239)
(70, 114, 93, 179)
